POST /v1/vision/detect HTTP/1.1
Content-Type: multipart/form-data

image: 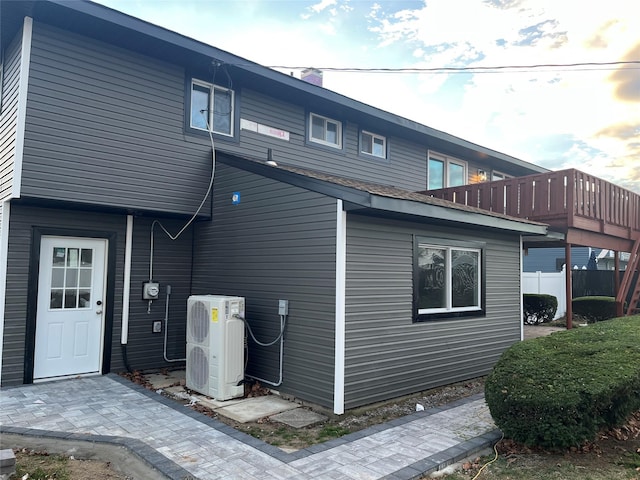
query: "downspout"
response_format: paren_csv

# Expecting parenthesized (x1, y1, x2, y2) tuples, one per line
(565, 243, 573, 330)
(519, 236, 524, 341)
(334, 199, 347, 415)
(121, 214, 134, 372)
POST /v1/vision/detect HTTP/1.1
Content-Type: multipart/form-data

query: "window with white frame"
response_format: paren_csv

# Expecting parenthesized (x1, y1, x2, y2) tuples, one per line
(491, 171, 512, 181)
(415, 238, 483, 320)
(190, 80, 234, 136)
(427, 153, 467, 190)
(360, 130, 386, 158)
(309, 113, 342, 148)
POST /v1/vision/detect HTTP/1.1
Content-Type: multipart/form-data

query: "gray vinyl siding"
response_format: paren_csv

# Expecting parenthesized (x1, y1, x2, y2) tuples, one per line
(225, 89, 428, 191)
(19, 22, 212, 214)
(192, 162, 338, 408)
(344, 214, 521, 409)
(120, 217, 192, 371)
(1, 205, 126, 384)
(0, 34, 22, 201)
(1, 204, 192, 385)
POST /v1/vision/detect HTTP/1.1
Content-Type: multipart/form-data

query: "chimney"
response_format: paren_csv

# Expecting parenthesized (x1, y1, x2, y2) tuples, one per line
(301, 68, 323, 87)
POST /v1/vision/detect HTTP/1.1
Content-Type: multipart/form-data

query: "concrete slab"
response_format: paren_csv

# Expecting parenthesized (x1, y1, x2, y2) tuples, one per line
(146, 370, 186, 390)
(216, 395, 299, 423)
(270, 408, 327, 428)
(195, 394, 246, 410)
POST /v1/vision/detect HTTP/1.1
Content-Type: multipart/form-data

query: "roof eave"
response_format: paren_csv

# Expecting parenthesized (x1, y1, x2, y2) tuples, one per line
(218, 153, 548, 236)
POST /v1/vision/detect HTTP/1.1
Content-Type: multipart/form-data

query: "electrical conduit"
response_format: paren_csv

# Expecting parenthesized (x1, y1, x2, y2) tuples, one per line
(163, 285, 185, 362)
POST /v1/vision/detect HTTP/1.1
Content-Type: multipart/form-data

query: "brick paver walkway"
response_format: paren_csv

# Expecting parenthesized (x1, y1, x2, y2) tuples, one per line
(0, 374, 500, 479)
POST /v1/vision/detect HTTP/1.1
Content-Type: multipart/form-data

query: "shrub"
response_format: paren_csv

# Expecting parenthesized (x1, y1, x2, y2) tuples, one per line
(572, 296, 620, 323)
(485, 316, 640, 449)
(523, 293, 558, 325)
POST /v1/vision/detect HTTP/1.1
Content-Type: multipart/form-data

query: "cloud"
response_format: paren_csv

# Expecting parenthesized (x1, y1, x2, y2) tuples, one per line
(584, 19, 620, 49)
(595, 123, 640, 141)
(609, 43, 640, 102)
(308, 0, 338, 14)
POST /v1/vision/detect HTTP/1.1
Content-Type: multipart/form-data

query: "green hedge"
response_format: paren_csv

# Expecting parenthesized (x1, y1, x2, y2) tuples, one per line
(572, 296, 618, 322)
(523, 293, 558, 324)
(485, 316, 640, 449)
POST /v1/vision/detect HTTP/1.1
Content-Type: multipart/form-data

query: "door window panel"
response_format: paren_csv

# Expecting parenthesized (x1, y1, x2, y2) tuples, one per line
(53, 248, 66, 266)
(50, 290, 63, 309)
(64, 289, 78, 309)
(80, 249, 93, 267)
(50, 247, 93, 310)
(51, 269, 64, 288)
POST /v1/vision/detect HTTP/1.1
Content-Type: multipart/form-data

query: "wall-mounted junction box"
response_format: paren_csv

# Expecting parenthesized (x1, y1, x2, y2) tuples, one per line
(278, 299, 289, 316)
(143, 281, 160, 300)
(152, 321, 162, 333)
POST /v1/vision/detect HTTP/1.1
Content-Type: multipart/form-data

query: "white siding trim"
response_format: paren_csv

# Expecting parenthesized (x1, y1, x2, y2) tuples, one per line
(12, 17, 33, 199)
(121, 215, 134, 345)
(333, 199, 346, 414)
(0, 201, 11, 379)
(519, 235, 524, 341)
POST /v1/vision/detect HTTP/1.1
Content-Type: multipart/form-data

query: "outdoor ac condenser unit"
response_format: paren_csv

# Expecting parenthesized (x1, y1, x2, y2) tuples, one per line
(186, 295, 245, 400)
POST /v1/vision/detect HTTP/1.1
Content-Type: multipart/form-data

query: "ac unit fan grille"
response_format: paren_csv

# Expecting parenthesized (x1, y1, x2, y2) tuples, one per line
(189, 300, 209, 344)
(187, 345, 209, 390)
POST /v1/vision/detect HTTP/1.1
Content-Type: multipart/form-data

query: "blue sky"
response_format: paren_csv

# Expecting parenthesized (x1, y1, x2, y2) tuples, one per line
(93, 0, 639, 193)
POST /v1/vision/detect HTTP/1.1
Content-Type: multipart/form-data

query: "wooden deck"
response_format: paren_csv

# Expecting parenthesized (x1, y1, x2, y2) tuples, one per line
(424, 168, 640, 252)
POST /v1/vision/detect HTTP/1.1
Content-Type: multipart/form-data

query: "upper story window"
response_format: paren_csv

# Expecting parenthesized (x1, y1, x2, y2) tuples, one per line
(190, 80, 234, 136)
(414, 237, 484, 321)
(360, 130, 387, 159)
(309, 113, 342, 148)
(428, 152, 467, 190)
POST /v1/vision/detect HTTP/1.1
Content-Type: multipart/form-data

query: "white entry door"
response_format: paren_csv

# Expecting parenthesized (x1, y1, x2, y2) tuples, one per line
(34, 236, 107, 380)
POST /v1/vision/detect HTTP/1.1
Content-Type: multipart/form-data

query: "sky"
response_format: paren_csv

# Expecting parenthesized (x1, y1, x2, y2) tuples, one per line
(92, 0, 639, 193)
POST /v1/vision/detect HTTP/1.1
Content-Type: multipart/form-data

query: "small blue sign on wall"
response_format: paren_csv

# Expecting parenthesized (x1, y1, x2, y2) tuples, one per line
(232, 192, 241, 205)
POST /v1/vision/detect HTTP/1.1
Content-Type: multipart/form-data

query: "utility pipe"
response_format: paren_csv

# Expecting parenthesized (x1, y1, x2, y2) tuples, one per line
(163, 285, 186, 362)
(244, 314, 286, 387)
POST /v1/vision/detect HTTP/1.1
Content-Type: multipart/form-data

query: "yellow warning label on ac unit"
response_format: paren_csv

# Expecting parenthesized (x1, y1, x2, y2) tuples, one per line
(211, 308, 219, 323)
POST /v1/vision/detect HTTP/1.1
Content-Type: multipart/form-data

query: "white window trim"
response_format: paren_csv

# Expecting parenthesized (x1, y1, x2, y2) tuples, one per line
(417, 244, 482, 315)
(491, 170, 512, 181)
(427, 151, 468, 189)
(190, 79, 235, 137)
(309, 112, 342, 148)
(360, 130, 387, 159)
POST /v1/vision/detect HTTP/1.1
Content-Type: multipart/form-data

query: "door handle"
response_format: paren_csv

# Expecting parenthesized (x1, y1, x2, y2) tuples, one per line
(96, 310, 103, 315)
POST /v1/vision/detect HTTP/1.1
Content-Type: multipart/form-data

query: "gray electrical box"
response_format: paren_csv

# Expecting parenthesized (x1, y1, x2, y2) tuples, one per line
(143, 281, 160, 300)
(278, 299, 289, 316)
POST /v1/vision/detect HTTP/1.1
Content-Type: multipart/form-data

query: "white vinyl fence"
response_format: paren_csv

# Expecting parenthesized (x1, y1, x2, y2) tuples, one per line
(522, 268, 566, 319)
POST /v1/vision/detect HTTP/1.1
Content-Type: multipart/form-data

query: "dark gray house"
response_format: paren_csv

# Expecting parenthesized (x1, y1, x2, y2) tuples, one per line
(0, 0, 553, 414)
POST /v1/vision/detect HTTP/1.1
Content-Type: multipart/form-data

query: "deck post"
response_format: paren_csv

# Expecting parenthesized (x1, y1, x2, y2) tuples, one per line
(614, 251, 622, 317)
(565, 243, 573, 329)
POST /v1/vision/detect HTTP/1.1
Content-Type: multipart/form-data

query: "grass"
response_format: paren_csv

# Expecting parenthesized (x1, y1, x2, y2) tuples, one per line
(316, 425, 351, 442)
(440, 453, 639, 479)
(15, 449, 71, 480)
